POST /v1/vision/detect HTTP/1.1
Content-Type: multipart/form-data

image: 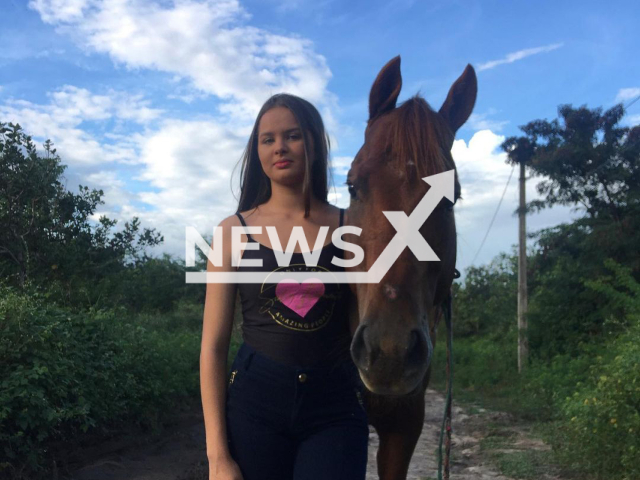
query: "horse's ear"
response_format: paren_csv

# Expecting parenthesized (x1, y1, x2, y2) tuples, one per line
(369, 56, 402, 120)
(439, 64, 477, 133)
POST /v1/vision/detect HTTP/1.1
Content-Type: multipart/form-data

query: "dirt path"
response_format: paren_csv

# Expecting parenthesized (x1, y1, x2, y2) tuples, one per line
(64, 389, 556, 480)
(365, 389, 553, 480)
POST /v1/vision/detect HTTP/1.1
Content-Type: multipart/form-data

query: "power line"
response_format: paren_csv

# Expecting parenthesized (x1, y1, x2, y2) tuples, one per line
(470, 163, 516, 267)
(623, 94, 640, 111)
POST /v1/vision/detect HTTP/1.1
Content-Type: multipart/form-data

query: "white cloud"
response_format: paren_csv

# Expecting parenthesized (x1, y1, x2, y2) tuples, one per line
(29, 0, 92, 23)
(0, 86, 161, 166)
(34, 49, 66, 58)
(11, 1, 343, 263)
(126, 118, 250, 253)
(29, 0, 334, 120)
(477, 43, 563, 72)
(330, 155, 352, 176)
(627, 114, 640, 126)
(450, 129, 580, 270)
(0, 87, 252, 256)
(83, 169, 138, 213)
(328, 184, 349, 209)
(466, 109, 509, 132)
(453, 130, 507, 171)
(50, 87, 113, 121)
(452, 129, 509, 209)
(615, 87, 640, 103)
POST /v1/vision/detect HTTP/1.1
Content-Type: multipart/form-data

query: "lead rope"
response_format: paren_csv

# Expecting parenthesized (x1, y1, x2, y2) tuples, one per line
(437, 268, 458, 480)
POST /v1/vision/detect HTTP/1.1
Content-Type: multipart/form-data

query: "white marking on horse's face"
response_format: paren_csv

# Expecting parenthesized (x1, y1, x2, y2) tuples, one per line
(383, 283, 399, 300)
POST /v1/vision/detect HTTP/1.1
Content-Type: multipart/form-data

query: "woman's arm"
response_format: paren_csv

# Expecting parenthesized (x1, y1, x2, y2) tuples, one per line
(200, 215, 240, 464)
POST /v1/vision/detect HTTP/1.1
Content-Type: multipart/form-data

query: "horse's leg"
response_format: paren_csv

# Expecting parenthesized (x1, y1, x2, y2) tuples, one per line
(369, 393, 425, 480)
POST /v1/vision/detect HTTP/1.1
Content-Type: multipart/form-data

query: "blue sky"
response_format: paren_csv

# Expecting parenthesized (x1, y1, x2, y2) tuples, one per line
(1, 0, 639, 276)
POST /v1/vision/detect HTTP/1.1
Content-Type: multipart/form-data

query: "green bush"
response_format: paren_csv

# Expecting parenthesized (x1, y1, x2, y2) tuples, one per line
(517, 352, 593, 421)
(555, 320, 640, 479)
(452, 252, 517, 338)
(432, 327, 518, 394)
(547, 259, 640, 479)
(0, 284, 201, 479)
(42, 254, 205, 314)
(132, 296, 205, 334)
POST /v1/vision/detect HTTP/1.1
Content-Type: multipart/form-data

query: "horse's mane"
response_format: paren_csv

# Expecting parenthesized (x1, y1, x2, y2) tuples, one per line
(389, 95, 461, 202)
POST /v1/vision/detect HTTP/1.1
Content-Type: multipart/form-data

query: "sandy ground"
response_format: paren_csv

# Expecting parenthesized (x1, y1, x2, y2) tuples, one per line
(62, 389, 555, 480)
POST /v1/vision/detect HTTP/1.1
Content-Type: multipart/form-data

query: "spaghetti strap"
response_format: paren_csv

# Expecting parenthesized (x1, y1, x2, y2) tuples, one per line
(235, 212, 256, 242)
(339, 208, 344, 228)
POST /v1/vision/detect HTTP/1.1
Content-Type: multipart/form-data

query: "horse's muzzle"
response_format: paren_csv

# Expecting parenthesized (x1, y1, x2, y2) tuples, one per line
(350, 323, 431, 396)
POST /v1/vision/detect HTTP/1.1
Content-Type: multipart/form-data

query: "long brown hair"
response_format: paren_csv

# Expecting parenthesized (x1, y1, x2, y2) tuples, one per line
(235, 94, 332, 217)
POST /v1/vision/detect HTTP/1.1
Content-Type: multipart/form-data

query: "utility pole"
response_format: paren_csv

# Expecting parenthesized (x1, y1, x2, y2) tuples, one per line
(501, 137, 536, 373)
(502, 136, 532, 373)
(517, 159, 528, 372)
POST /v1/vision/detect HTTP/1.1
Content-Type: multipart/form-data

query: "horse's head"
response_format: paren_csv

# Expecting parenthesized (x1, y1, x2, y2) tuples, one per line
(346, 56, 476, 396)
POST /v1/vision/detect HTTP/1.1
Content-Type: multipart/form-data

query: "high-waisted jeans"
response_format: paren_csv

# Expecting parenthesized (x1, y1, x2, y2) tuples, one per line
(225, 342, 369, 480)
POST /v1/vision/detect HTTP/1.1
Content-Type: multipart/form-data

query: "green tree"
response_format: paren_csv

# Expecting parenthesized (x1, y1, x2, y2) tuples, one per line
(500, 104, 640, 358)
(502, 104, 640, 221)
(0, 122, 163, 291)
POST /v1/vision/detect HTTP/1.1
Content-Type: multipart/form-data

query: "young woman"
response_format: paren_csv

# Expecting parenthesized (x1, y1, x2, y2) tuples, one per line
(200, 94, 368, 480)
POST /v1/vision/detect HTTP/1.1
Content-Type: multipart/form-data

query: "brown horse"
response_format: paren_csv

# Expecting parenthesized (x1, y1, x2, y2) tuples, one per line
(345, 56, 477, 480)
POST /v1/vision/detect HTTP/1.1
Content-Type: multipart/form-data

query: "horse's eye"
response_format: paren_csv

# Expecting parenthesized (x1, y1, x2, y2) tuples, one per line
(346, 182, 357, 199)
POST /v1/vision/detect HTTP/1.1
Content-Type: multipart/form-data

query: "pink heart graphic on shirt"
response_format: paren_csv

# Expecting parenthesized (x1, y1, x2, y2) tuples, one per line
(276, 278, 325, 318)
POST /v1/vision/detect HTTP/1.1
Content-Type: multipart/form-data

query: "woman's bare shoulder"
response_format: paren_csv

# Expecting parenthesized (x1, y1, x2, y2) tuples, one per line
(219, 208, 261, 230)
(238, 207, 259, 219)
(318, 203, 343, 224)
(218, 213, 241, 228)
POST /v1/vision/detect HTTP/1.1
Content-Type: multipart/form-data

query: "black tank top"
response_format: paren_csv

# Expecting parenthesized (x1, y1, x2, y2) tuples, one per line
(235, 209, 352, 368)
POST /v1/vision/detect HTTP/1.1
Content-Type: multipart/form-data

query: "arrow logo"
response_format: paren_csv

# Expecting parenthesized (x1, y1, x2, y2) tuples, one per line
(368, 170, 455, 282)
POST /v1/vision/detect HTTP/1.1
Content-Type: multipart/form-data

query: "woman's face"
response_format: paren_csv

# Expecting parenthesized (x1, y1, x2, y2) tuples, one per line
(257, 106, 311, 187)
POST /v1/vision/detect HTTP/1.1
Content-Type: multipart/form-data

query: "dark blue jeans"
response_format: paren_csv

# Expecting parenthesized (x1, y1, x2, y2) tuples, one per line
(225, 342, 369, 480)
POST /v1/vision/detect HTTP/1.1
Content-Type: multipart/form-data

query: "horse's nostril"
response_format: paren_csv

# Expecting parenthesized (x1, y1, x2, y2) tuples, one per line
(408, 330, 418, 351)
(407, 329, 428, 366)
(350, 324, 370, 369)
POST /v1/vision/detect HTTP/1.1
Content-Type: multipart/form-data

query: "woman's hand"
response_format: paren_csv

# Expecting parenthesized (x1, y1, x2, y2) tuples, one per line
(209, 453, 244, 480)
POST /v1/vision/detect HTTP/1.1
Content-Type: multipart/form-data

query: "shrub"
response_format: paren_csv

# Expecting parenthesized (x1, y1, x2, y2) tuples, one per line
(555, 320, 640, 479)
(0, 284, 200, 479)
